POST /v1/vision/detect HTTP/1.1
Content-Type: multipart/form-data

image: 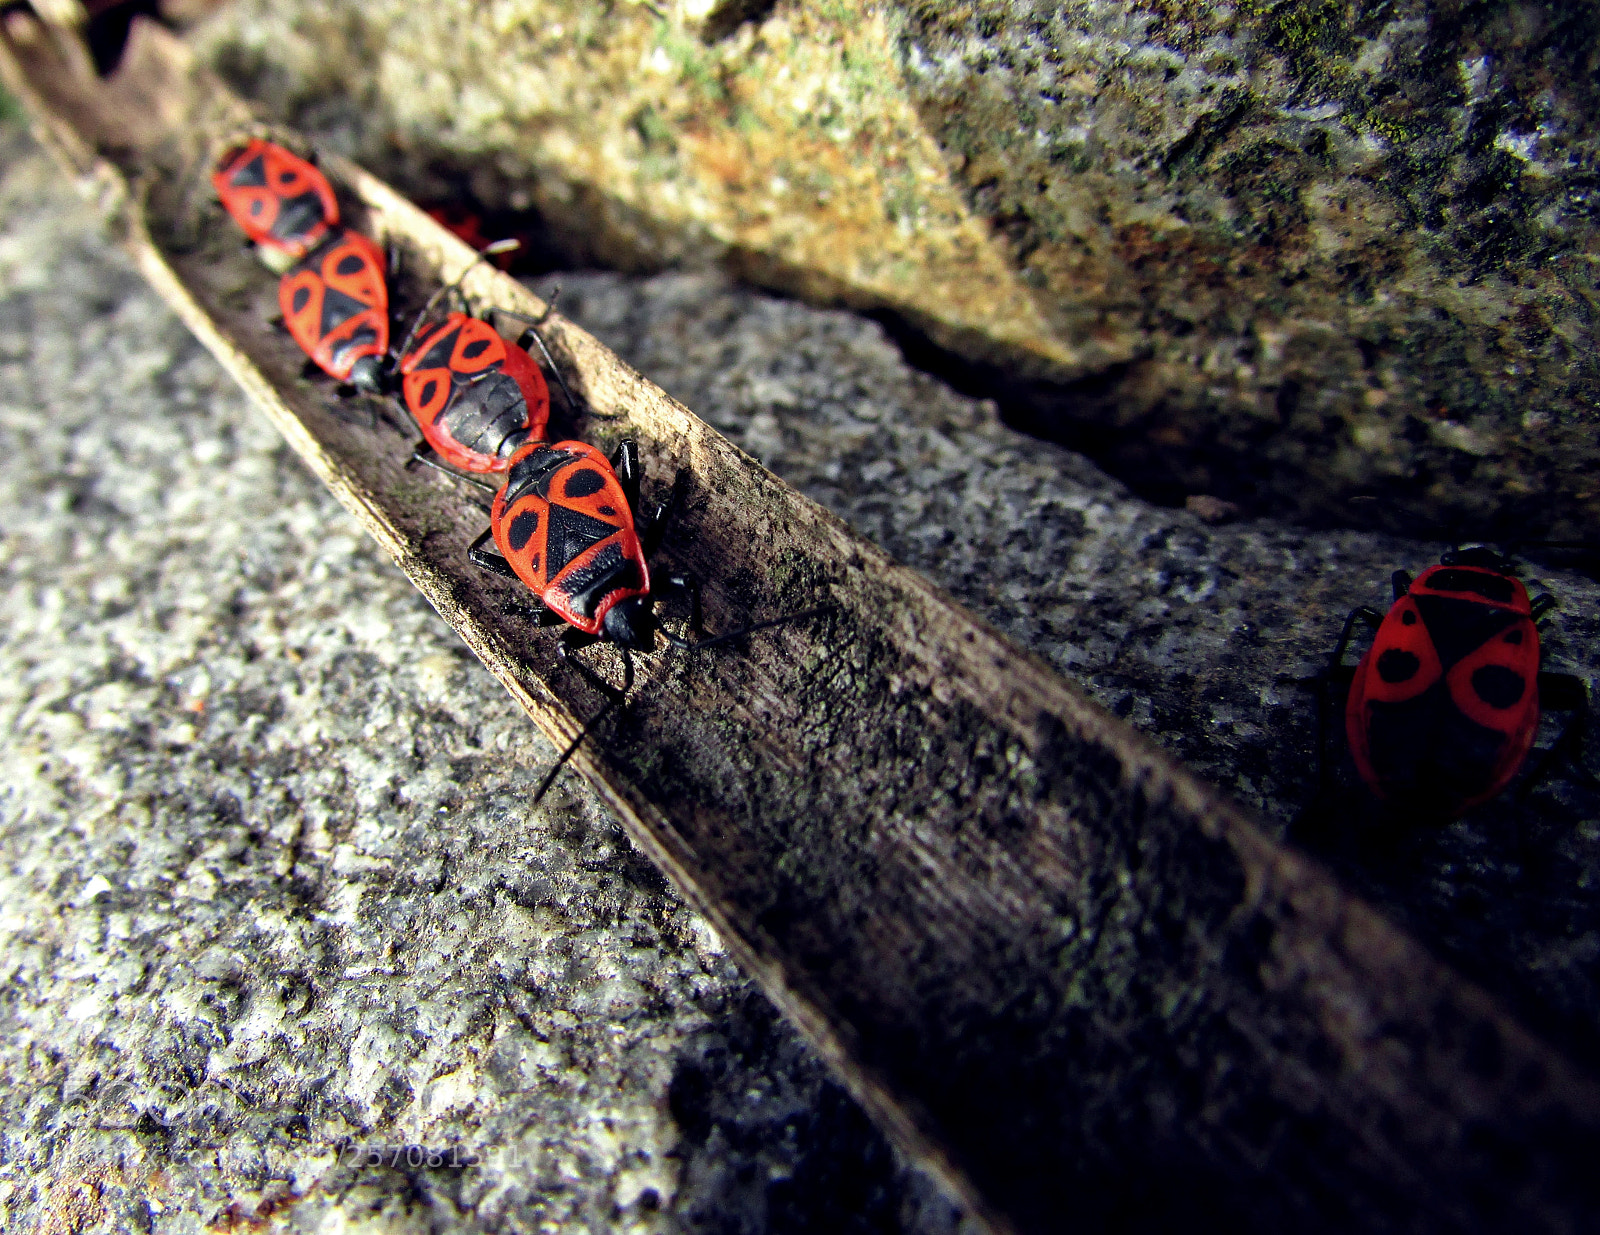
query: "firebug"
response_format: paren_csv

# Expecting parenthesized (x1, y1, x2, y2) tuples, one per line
(213, 139, 338, 258)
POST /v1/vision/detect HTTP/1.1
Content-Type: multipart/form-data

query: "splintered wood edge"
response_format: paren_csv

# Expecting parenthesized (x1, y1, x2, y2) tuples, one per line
(7, 15, 1600, 1234)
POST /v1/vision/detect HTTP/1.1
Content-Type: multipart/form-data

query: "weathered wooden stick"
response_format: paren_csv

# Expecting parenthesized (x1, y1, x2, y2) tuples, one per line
(4, 14, 1599, 1233)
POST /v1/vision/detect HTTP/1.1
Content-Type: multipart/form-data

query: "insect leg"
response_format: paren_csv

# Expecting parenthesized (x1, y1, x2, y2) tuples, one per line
(641, 470, 690, 561)
(511, 323, 580, 416)
(1530, 593, 1558, 624)
(1329, 606, 1384, 677)
(468, 528, 520, 580)
(610, 439, 642, 518)
(407, 443, 499, 496)
(1308, 605, 1384, 800)
(656, 573, 704, 640)
(396, 239, 520, 361)
(498, 300, 595, 420)
(1391, 570, 1412, 601)
(1519, 674, 1600, 796)
(555, 628, 633, 705)
(650, 573, 704, 640)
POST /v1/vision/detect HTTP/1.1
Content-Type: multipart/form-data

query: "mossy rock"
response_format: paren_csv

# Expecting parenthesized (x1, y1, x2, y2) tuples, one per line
(192, 0, 1600, 537)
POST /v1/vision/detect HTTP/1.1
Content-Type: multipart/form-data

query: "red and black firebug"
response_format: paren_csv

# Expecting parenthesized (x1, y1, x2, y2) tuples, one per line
(397, 312, 552, 472)
(279, 226, 390, 391)
(466, 438, 828, 800)
(1320, 545, 1594, 819)
(213, 139, 338, 258)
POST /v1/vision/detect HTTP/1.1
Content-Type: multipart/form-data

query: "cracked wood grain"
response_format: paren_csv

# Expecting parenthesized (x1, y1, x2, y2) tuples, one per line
(4, 13, 1600, 1234)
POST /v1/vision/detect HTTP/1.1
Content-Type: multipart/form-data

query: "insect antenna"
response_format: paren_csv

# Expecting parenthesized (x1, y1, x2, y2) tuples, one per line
(532, 646, 635, 806)
(659, 605, 834, 651)
(495, 297, 591, 420)
(396, 237, 522, 361)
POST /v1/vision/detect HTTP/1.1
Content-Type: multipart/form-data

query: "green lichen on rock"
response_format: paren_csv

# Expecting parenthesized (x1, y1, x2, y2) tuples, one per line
(892, 0, 1600, 534)
(189, 0, 1600, 535)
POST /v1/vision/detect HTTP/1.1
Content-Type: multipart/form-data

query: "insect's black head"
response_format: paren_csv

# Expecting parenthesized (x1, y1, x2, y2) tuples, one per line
(1441, 544, 1514, 574)
(603, 596, 655, 652)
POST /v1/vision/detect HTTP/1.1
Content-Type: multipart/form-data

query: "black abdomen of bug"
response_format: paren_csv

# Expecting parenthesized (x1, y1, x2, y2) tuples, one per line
(399, 313, 551, 472)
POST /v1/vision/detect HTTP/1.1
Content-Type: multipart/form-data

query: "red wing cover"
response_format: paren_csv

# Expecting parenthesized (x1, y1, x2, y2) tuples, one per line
(491, 441, 649, 633)
(400, 313, 550, 472)
(279, 229, 389, 382)
(1346, 565, 1540, 815)
(213, 139, 338, 257)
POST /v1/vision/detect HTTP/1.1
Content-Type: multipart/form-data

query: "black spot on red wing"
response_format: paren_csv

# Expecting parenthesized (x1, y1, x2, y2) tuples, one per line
(1377, 649, 1420, 683)
(1472, 665, 1526, 709)
(231, 154, 268, 187)
(546, 503, 619, 574)
(1365, 685, 1506, 808)
(564, 468, 606, 498)
(1414, 596, 1520, 670)
(507, 508, 540, 551)
(319, 286, 369, 336)
(249, 200, 265, 216)
(1401, 610, 1417, 625)
(1426, 569, 1516, 604)
(461, 338, 491, 360)
(417, 378, 440, 408)
(599, 505, 617, 516)
(279, 170, 298, 185)
(335, 253, 366, 276)
(291, 285, 312, 314)
(1504, 628, 1523, 644)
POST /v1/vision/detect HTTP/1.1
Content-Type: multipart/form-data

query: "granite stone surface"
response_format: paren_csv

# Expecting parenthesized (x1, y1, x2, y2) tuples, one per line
(4, 96, 1600, 1234)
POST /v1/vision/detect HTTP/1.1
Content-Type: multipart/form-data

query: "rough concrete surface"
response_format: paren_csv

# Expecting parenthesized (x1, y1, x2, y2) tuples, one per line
(185, 0, 1600, 537)
(4, 90, 1600, 1234)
